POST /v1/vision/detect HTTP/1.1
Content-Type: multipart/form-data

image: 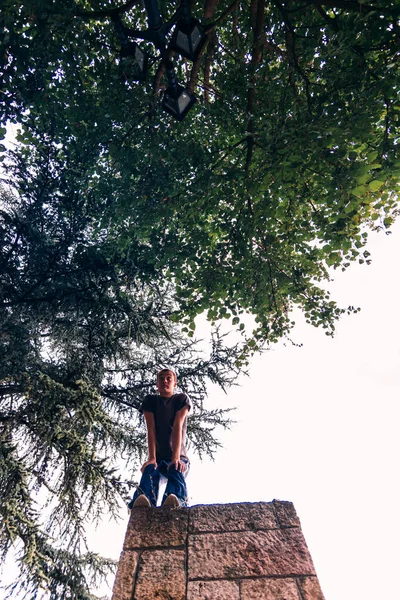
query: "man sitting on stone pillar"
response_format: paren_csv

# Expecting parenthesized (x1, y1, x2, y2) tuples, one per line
(129, 368, 191, 509)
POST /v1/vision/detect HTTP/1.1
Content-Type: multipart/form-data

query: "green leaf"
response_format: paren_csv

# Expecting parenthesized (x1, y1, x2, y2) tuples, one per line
(368, 180, 384, 192)
(367, 150, 379, 162)
(351, 185, 367, 197)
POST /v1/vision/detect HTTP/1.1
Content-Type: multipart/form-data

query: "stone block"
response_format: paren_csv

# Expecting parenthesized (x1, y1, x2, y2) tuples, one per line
(298, 576, 326, 600)
(273, 500, 301, 528)
(190, 502, 278, 534)
(134, 549, 186, 600)
(111, 550, 138, 600)
(187, 580, 240, 599)
(124, 507, 188, 549)
(241, 577, 301, 599)
(188, 529, 315, 580)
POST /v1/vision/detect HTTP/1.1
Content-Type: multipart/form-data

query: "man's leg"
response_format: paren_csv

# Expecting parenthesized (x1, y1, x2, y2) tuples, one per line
(161, 460, 189, 507)
(129, 463, 160, 508)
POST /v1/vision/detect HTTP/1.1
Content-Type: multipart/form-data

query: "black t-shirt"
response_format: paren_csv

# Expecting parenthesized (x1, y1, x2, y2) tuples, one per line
(141, 393, 191, 461)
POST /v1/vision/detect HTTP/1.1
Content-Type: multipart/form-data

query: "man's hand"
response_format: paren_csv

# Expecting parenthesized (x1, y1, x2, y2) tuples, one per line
(169, 406, 189, 474)
(141, 458, 157, 473)
(168, 459, 186, 473)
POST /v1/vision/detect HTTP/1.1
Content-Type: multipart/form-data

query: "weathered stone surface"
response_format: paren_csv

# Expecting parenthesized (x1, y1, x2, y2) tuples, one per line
(124, 507, 188, 549)
(134, 549, 186, 600)
(111, 550, 138, 600)
(298, 576, 326, 600)
(273, 500, 301, 528)
(111, 502, 325, 600)
(188, 529, 315, 580)
(187, 580, 240, 600)
(241, 577, 301, 599)
(190, 502, 277, 534)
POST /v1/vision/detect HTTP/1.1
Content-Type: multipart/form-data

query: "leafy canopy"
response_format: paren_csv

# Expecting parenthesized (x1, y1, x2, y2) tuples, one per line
(1, 0, 399, 344)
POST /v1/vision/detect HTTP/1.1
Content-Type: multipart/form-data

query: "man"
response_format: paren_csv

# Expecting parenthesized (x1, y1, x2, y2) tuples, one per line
(129, 368, 190, 508)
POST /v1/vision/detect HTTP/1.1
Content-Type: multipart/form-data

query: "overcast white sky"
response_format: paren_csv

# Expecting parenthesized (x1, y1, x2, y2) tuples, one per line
(88, 219, 400, 599)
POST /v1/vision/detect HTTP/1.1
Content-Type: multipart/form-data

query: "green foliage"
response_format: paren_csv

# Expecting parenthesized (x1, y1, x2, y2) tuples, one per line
(0, 0, 399, 596)
(1, 0, 398, 342)
(0, 182, 245, 598)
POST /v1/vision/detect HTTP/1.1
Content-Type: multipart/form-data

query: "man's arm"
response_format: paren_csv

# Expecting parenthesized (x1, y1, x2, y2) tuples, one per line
(168, 405, 189, 472)
(141, 411, 157, 473)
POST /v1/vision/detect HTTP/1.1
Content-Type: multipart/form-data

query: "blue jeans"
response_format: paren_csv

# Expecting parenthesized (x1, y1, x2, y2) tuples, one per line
(129, 459, 189, 508)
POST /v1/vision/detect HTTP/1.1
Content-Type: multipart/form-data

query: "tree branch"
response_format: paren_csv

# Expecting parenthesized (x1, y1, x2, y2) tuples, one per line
(316, 4, 339, 30)
(202, 30, 217, 102)
(210, 138, 248, 171)
(246, 0, 265, 171)
(207, 0, 239, 30)
(204, 0, 221, 19)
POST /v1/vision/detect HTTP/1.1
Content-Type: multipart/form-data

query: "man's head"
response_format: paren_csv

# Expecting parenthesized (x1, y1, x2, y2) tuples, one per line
(156, 368, 177, 398)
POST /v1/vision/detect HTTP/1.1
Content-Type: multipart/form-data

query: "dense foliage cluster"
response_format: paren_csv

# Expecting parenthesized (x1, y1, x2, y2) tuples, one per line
(0, 0, 399, 597)
(0, 178, 243, 599)
(1, 0, 399, 341)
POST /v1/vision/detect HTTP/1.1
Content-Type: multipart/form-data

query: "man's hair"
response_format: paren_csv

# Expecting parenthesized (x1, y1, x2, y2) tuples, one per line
(157, 367, 177, 379)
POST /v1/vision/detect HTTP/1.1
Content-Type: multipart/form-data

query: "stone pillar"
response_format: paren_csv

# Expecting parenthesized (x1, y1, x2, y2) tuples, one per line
(111, 500, 325, 600)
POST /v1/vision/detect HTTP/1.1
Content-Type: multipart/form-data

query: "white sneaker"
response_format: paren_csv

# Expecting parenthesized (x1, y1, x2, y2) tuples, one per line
(163, 494, 180, 508)
(132, 494, 151, 508)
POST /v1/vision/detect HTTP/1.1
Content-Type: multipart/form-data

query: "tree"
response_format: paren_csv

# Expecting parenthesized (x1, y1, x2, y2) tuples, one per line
(0, 178, 244, 598)
(0, 0, 399, 596)
(1, 0, 399, 344)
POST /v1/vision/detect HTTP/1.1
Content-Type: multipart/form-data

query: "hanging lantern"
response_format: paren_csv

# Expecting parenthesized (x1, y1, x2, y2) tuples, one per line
(162, 83, 196, 121)
(170, 19, 207, 62)
(119, 42, 149, 82)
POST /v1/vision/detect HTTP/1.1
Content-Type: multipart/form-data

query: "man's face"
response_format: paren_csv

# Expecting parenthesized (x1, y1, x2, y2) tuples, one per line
(156, 370, 176, 398)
